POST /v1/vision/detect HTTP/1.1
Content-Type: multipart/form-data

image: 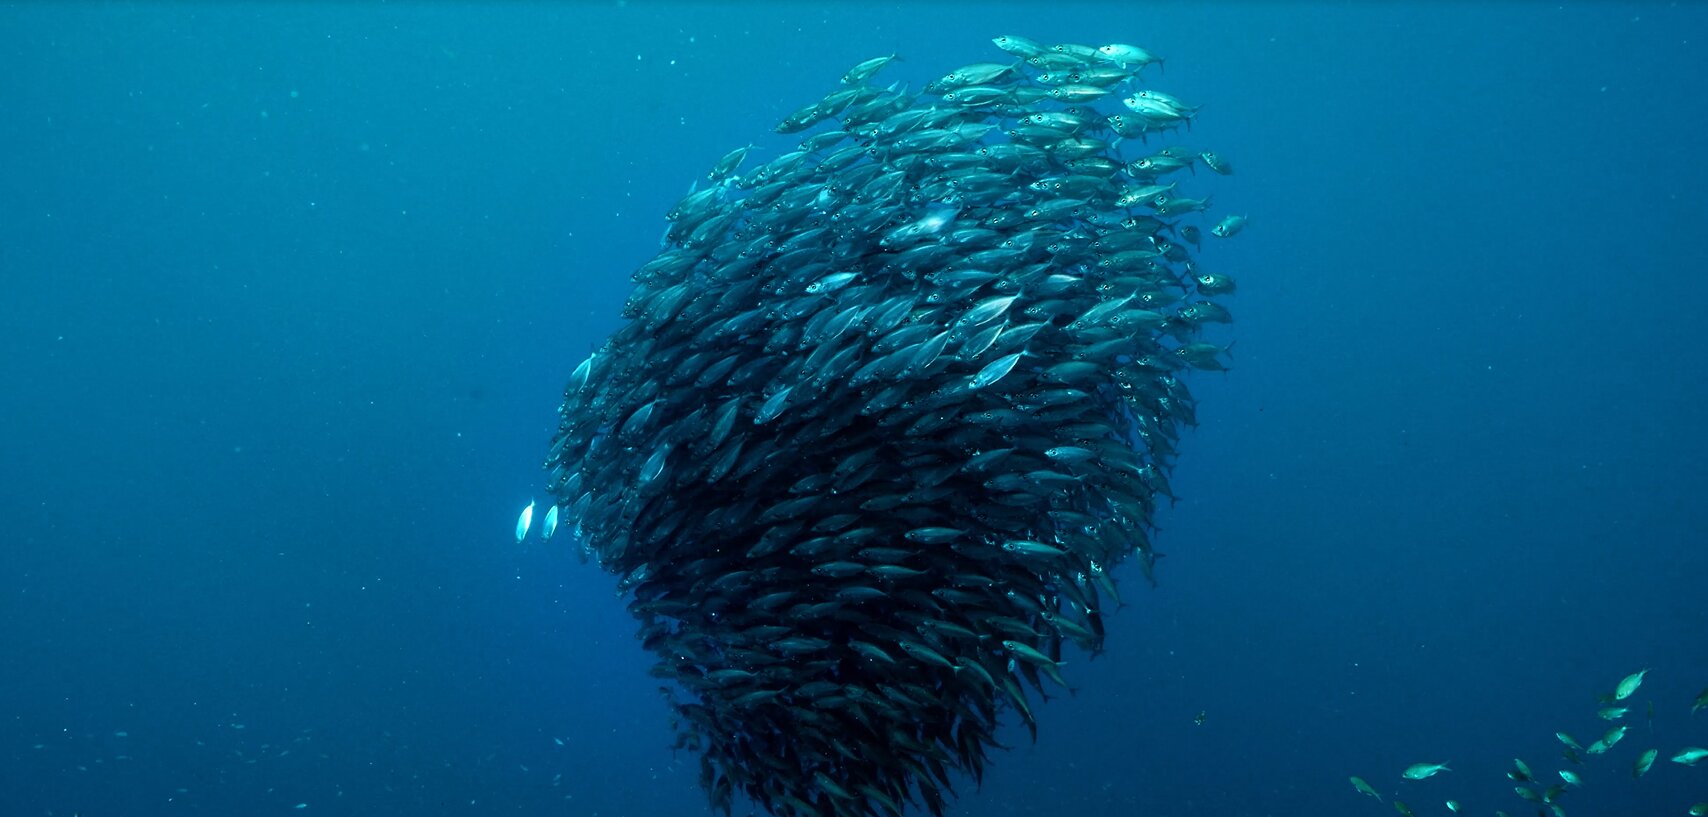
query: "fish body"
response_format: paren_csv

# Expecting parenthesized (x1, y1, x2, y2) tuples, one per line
(1614, 668, 1647, 700)
(1349, 776, 1382, 802)
(515, 500, 535, 543)
(992, 35, 1048, 58)
(1199, 150, 1233, 175)
(1508, 757, 1534, 781)
(1096, 43, 1162, 70)
(1693, 685, 1708, 715)
(841, 54, 898, 86)
(1633, 748, 1657, 777)
(1673, 747, 1708, 765)
(541, 504, 559, 541)
(1558, 769, 1582, 787)
(1211, 214, 1247, 238)
(1402, 762, 1450, 780)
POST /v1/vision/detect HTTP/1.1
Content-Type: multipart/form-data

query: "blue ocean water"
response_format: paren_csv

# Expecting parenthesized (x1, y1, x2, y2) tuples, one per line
(2, 3, 1704, 816)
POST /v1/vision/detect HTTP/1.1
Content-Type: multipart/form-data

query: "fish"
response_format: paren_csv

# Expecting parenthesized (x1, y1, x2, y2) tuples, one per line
(1633, 748, 1657, 777)
(969, 352, 1025, 390)
(1445, 801, 1459, 813)
(1096, 43, 1163, 71)
(1211, 214, 1247, 238)
(1402, 762, 1450, 780)
(1596, 706, 1627, 720)
(1508, 757, 1534, 781)
(1350, 775, 1383, 802)
(1673, 746, 1708, 765)
(1556, 732, 1584, 751)
(515, 500, 534, 543)
(1693, 685, 1708, 715)
(541, 504, 560, 541)
(1198, 150, 1232, 175)
(1691, 804, 1708, 817)
(1392, 800, 1415, 817)
(840, 54, 899, 86)
(1614, 668, 1648, 701)
(1558, 769, 1582, 786)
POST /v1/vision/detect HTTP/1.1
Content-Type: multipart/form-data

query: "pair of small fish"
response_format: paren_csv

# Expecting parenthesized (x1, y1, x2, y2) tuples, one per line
(514, 499, 559, 543)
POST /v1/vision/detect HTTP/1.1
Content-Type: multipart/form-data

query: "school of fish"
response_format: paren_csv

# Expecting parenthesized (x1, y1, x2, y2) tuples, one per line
(1355, 668, 1707, 817)
(539, 34, 1240, 817)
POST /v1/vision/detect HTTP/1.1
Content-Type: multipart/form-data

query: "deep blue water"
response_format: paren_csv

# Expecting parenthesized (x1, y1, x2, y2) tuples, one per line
(3, 3, 1705, 816)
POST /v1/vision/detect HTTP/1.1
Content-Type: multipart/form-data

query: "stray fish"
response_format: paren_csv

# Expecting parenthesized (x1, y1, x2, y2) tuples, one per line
(841, 54, 899, 85)
(1673, 747, 1708, 765)
(1633, 748, 1657, 777)
(541, 504, 560, 541)
(1198, 150, 1232, 175)
(1402, 762, 1450, 780)
(1349, 776, 1382, 802)
(1614, 668, 1648, 701)
(1597, 706, 1627, 720)
(1445, 801, 1459, 813)
(1211, 214, 1247, 238)
(1508, 757, 1534, 781)
(515, 500, 535, 543)
(1693, 685, 1708, 715)
(1558, 769, 1583, 787)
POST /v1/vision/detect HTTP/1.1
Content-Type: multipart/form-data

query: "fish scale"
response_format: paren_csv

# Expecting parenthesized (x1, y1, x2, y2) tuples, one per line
(544, 34, 1240, 817)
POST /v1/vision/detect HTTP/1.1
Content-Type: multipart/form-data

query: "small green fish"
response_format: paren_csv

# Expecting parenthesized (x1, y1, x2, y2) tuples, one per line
(1555, 731, 1583, 751)
(1673, 746, 1708, 765)
(1392, 799, 1415, 817)
(1507, 757, 1534, 781)
(1402, 762, 1450, 780)
(1690, 803, 1708, 817)
(1514, 785, 1540, 802)
(1614, 668, 1648, 701)
(1601, 723, 1627, 750)
(1445, 800, 1459, 813)
(1633, 748, 1657, 777)
(1693, 686, 1708, 715)
(1558, 769, 1583, 787)
(1597, 706, 1628, 720)
(1349, 775, 1382, 803)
